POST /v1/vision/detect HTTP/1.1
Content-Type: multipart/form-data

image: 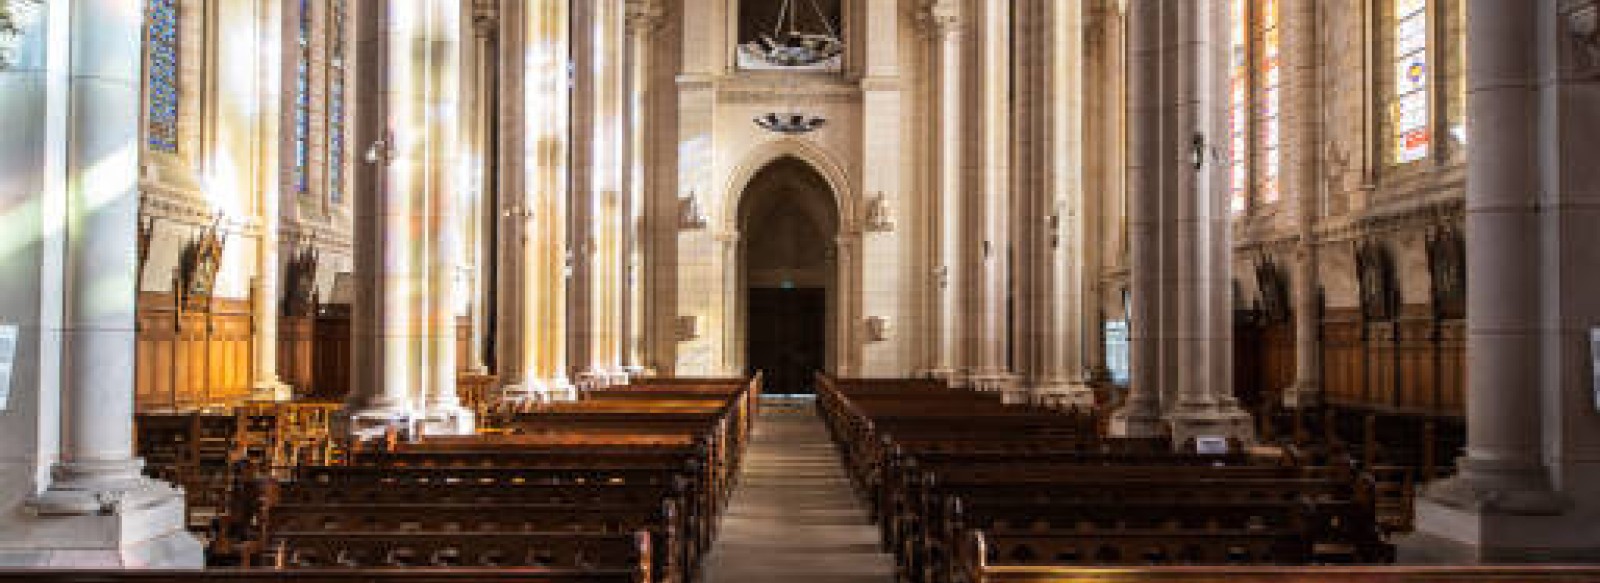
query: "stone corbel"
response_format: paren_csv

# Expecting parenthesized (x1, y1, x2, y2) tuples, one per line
(865, 193, 894, 232)
(864, 316, 891, 342)
(674, 315, 698, 342)
(678, 191, 707, 230)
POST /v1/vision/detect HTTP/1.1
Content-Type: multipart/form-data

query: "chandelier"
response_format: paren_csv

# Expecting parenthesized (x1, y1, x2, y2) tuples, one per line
(747, 0, 839, 135)
(738, 0, 843, 69)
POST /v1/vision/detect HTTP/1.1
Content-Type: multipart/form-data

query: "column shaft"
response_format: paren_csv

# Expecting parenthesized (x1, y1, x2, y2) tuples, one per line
(928, 2, 962, 383)
(1109, 0, 1163, 436)
(970, 0, 1015, 393)
(1282, 0, 1322, 408)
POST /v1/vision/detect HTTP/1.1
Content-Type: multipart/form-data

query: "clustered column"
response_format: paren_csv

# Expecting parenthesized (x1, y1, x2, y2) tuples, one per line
(924, 0, 963, 384)
(622, 0, 663, 377)
(967, 0, 1017, 395)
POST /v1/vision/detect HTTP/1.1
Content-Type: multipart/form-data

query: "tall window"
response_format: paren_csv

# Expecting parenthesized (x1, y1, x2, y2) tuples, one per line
(146, 0, 181, 153)
(1392, 0, 1429, 164)
(326, 0, 347, 206)
(293, 0, 312, 194)
(1228, 0, 1280, 213)
(1258, 0, 1281, 204)
(1228, 0, 1249, 214)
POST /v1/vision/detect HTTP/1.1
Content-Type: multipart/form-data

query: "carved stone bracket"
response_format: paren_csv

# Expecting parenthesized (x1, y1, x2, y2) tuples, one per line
(1567, 0, 1600, 77)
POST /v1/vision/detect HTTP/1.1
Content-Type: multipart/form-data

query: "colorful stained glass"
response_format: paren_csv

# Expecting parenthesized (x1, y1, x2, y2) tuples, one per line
(293, 0, 311, 194)
(327, 0, 346, 205)
(1392, 0, 1429, 164)
(1259, 0, 1281, 204)
(1228, 0, 1249, 213)
(146, 0, 180, 153)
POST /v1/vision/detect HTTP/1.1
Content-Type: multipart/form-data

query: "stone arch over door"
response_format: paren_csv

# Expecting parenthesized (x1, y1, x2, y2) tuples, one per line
(722, 140, 860, 385)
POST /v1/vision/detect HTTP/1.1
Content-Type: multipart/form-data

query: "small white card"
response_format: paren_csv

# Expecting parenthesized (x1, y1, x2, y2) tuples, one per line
(1195, 435, 1230, 455)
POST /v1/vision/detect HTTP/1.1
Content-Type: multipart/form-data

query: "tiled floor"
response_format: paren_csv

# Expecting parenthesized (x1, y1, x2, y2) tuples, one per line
(700, 401, 896, 583)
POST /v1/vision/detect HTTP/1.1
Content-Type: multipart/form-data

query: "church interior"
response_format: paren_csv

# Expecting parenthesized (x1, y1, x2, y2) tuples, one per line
(1, 0, 1599, 579)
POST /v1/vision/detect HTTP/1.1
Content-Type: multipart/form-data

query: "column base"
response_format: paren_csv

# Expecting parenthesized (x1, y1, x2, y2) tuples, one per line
(970, 372, 1024, 403)
(1108, 398, 1165, 437)
(922, 367, 960, 388)
(1280, 382, 1321, 409)
(340, 404, 415, 439)
(1415, 459, 1598, 561)
(1164, 402, 1256, 450)
(1030, 381, 1098, 410)
(1, 475, 203, 567)
(545, 376, 578, 402)
(250, 378, 293, 402)
(418, 403, 477, 436)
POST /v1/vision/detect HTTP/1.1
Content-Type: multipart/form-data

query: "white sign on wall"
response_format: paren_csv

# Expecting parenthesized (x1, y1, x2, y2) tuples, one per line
(0, 324, 17, 410)
(1195, 435, 1230, 456)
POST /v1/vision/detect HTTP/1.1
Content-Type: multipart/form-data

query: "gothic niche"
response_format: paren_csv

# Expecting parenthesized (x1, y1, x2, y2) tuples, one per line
(1356, 240, 1399, 322)
(283, 245, 321, 318)
(1253, 257, 1291, 325)
(1426, 225, 1466, 320)
(175, 223, 226, 311)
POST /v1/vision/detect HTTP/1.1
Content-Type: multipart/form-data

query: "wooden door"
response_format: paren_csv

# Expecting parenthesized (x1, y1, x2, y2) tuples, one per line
(746, 287, 826, 394)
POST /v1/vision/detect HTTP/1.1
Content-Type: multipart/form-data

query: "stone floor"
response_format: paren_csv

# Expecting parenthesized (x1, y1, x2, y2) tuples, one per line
(700, 398, 897, 583)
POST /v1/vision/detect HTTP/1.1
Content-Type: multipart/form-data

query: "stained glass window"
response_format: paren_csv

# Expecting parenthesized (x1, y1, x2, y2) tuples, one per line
(1392, 0, 1429, 163)
(146, 0, 180, 153)
(1228, 0, 1249, 214)
(293, 0, 312, 194)
(327, 0, 346, 205)
(1258, 0, 1281, 204)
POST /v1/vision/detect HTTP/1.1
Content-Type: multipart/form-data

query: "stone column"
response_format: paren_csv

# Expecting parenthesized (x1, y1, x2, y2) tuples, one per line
(420, 0, 474, 435)
(1033, 0, 1095, 407)
(622, 0, 662, 377)
(247, 0, 288, 402)
(924, 0, 963, 384)
(1280, 0, 1321, 408)
(1108, 0, 1163, 436)
(531, 0, 574, 399)
(462, 6, 497, 376)
(1416, 0, 1569, 555)
(586, 0, 627, 387)
(11, 0, 203, 566)
(1165, 0, 1253, 446)
(495, 0, 536, 401)
(969, 0, 1018, 396)
(344, 0, 408, 426)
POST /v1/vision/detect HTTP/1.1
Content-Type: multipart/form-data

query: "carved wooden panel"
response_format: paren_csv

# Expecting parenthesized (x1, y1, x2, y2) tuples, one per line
(1320, 309, 1365, 405)
(136, 293, 254, 411)
(310, 307, 351, 401)
(280, 315, 317, 395)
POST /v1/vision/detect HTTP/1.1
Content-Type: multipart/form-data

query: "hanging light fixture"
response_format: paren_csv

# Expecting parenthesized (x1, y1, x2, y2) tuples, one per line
(748, 0, 839, 135)
(738, 0, 843, 69)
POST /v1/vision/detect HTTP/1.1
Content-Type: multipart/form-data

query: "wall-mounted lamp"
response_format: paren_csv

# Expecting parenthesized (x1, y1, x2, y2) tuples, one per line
(365, 129, 395, 165)
(865, 316, 892, 342)
(1191, 132, 1207, 170)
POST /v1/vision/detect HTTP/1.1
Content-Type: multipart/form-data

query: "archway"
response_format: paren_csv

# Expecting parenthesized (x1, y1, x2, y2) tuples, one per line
(737, 157, 840, 394)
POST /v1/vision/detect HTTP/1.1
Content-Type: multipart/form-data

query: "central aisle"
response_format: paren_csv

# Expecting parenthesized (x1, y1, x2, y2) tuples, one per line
(701, 399, 897, 583)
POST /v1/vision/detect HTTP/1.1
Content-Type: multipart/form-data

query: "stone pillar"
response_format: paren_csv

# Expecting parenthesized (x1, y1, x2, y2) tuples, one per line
(924, 0, 963, 384)
(1415, 0, 1574, 558)
(494, 0, 535, 401)
(248, 0, 288, 402)
(531, 0, 574, 399)
(1280, 0, 1321, 408)
(419, 0, 474, 435)
(1033, 0, 1095, 408)
(622, 0, 662, 377)
(586, 0, 627, 387)
(969, 0, 1018, 397)
(1165, 0, 1253, 446)
(1108, 0, 1163, 436)
(5, 0, 203, 566)
(462, 6, 497, 376)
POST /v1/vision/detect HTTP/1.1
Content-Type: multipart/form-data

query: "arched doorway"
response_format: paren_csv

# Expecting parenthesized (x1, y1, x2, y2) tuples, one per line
(737, 157, 839, 394)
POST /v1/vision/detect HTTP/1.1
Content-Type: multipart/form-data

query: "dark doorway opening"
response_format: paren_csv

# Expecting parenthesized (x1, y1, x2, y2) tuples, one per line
(746, 287, 826, 394)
